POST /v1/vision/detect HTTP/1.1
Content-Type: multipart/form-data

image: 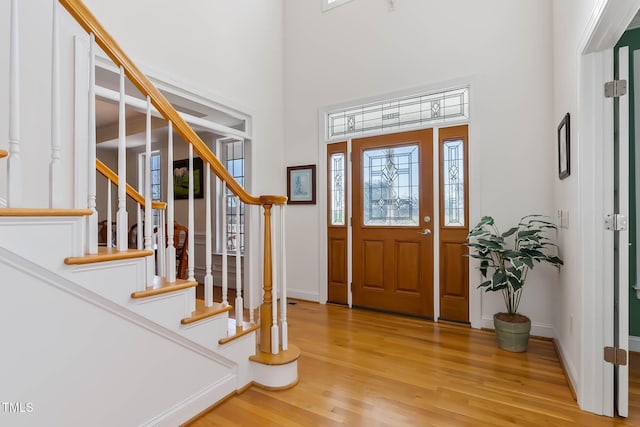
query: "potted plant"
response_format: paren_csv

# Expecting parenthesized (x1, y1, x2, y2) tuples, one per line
(467, 215, 563, 352)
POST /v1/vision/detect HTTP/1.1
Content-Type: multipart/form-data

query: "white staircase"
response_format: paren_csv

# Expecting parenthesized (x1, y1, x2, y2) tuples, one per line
(0, 211, 264, 426)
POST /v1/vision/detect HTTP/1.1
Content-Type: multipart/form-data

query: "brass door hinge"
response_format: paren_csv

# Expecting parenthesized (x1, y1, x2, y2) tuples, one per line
(604, 346, 628, 366)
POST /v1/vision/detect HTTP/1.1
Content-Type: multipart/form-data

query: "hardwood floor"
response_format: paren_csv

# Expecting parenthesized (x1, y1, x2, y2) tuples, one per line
(188, 301, 640, 427)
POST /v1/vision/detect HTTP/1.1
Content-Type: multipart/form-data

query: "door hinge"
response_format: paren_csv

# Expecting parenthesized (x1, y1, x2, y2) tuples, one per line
(604, 214, 627, 231)
(604, 346, 628, 366)
(604, 80, 627, 98)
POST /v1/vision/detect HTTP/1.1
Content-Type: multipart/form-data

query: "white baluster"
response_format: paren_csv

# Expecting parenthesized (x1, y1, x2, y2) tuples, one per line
(144, 97, 153, 280)
(116, 66, 128, 251)
(87, 34, 97, 254)
(271, 212, 279, 354)
(187, 144, 195, 282)
(106, 182, 112, 247)
(8, 0, 21, 207)
(280, 204, 288, 350)
(204, 166, 213, 307)
(136, 204, 142, 250)
(157, 209, 166, 278)
(166, 122, 176, 282)
(49, 0, 61, 208)
(235, 196, 243, 325)
(222, 184, 228, 306)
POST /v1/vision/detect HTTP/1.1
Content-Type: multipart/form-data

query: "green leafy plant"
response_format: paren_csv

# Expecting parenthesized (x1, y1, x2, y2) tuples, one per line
(467, 215, 564, 316)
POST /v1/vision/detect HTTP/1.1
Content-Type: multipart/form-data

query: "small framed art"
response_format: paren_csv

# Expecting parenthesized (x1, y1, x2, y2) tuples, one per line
(287, 165, 316, 205)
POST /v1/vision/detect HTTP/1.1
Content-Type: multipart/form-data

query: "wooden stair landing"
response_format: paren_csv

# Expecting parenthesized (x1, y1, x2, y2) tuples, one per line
(249, 344, 301, 366)
(65, 247, 153, 265)
(131, 276, 198, 299)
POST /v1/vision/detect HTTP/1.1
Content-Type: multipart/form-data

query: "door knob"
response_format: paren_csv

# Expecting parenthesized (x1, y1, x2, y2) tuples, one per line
(418, 229, 431, 235)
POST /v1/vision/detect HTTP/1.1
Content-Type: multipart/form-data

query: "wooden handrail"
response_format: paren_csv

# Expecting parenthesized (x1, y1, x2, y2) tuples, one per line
(96, 159, 166, 210)
(0, 149, 8, 159)
(59, 0, 285, 206)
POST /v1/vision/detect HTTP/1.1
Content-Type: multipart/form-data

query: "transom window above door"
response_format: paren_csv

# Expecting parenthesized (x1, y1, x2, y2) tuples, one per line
(326, 87, 469, 139)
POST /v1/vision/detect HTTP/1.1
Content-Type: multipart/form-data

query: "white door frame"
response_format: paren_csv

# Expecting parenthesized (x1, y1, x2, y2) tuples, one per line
(577, 0, 640, 415)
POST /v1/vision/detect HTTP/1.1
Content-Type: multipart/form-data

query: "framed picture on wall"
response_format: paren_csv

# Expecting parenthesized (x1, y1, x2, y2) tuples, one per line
(287, 165, 316, 204)
(173, 157, 204, 199)
(558, 113, 570, 180)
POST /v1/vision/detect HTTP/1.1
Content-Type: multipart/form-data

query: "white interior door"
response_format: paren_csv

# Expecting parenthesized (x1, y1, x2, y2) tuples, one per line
(616, 45, 630, 418)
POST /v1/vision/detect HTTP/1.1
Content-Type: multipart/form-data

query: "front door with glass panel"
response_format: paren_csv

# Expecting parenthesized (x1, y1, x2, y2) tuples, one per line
(352, 129, 434, 317)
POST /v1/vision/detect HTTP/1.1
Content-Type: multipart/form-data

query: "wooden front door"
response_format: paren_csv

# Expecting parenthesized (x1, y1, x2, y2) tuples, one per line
(352, 129, 434, 317)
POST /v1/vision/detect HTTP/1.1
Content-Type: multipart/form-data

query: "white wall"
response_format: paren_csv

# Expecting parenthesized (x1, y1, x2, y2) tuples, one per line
(283, 0, 557, 329)
(551, 0, 605, 394)
(83, 0, 285, 198)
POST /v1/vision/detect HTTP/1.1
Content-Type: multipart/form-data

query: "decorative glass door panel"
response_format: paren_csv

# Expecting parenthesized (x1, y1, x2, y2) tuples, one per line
(352, 130, 434, 317)
(362, 145, 419, 226)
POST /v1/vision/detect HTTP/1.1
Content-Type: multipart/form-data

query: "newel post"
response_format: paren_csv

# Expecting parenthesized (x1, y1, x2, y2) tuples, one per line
(260, 203, 274, 353)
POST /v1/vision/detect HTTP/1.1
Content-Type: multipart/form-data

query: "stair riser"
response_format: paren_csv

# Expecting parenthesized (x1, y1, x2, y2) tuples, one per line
(217, 332, 257, 389)
(0, 217, 84, 270)
(133, 290, 197, 330)
(67, 260, 146, 305)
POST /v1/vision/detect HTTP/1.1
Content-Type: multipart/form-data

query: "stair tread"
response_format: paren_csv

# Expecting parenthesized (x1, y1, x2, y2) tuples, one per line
(131, 276, 198, 299)
(181, 300, 232, 325)
(249, 344, 301, 366)
(218, 319, 259, 345)
(0, 149, 8, 159)
(65, 247, 153, 265)
(0, 208, 92, 217)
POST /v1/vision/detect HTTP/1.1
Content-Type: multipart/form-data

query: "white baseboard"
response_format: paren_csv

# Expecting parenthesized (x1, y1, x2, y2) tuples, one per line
(553, 329, 578, 398)
(481, 315, 554, 338)
(287, 288, 320, 302)
(630, 335, 640, 352)
(141, 373, 237, 427)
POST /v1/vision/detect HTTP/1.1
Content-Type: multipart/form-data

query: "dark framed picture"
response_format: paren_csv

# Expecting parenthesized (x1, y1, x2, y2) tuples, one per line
(287, 165, 316, 205)
(558, 113, 570, 180)
(173, 157, 204, 199)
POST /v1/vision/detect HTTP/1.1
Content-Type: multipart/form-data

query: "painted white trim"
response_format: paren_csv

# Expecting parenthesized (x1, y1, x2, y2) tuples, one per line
(0, 197, 6, 207)
(432, 128, 440, 321)
(93, 54, 253, 127)
(553, 333, 579, 398)
(481, 315, 554, 339)
(95, 86, 248, 140)
(140, 374, 236, 427)
(616, 45, 630, 417)
(288, 288, 320, 302)
(578, 48, 614, 416)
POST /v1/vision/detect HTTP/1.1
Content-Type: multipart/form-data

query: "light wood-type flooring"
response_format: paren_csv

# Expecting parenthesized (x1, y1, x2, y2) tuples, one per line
(188, 300, 640, 427)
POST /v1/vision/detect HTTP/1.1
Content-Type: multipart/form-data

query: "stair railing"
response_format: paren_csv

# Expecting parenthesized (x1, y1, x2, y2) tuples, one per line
(54, 0, 288, 355)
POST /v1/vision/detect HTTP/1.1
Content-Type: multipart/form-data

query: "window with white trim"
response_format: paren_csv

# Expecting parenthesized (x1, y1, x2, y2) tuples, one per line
(221, 139, 245, 254)
(327, 87, 469, 139)
(138, 151, 161, 226)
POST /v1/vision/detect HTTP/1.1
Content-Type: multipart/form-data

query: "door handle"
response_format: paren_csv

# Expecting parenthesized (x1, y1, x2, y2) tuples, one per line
(418, 229, 431, 235)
